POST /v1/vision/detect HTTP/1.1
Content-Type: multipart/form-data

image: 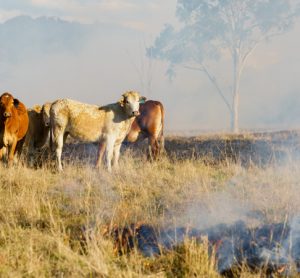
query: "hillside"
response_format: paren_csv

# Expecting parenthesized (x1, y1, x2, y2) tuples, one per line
(0, 15, 139, 65)
(0, 16, 91, 64)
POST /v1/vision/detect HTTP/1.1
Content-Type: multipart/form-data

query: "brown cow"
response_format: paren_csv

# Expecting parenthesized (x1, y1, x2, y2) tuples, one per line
(125, 100, 164, 160)
(0, 92, 29, 165)
(25, 102, 51, 164)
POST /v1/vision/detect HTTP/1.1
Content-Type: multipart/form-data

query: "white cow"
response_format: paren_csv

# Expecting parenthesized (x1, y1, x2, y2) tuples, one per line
(50, 91, 146, 171)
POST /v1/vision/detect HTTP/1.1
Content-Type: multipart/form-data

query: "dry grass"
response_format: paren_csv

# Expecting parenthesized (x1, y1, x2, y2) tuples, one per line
(0, 148, 299, 277)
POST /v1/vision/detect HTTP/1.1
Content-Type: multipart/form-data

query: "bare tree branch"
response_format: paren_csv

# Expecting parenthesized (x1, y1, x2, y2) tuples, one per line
(183, 64, 233, 113)
(240, 28, 286, 73)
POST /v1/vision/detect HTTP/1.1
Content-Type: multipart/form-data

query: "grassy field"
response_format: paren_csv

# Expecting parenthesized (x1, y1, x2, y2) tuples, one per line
(0, 134, 300, 277)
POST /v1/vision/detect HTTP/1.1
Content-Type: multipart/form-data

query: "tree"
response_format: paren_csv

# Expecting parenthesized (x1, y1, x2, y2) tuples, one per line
(126, 39, 155, 97)
(148, 0, 300, 133)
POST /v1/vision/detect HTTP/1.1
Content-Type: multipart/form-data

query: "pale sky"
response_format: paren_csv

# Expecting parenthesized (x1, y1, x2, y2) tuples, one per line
(0, 0, 300, 132)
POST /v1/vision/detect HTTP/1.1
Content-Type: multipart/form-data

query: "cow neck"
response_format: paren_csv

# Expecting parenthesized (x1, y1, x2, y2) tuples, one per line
(1, 110, 19, 132)
(123, 111, 136, 123)
(117, 104, 131, 121)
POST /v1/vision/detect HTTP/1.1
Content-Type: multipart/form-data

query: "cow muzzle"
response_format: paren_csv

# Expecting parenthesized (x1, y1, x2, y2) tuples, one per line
(3, 112, 11, 118)
(132, 111, 140, 116)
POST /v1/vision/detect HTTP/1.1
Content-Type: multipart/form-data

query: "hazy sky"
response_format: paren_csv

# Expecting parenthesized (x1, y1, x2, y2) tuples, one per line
(0, 0, 176, 32)
(1, 0, 300, 133)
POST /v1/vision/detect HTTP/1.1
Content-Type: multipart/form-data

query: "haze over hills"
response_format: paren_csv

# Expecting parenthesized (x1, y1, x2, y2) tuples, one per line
(0, 16, 89, 63)
(0, 15, 145, 110)
(0, 15, 139, 63)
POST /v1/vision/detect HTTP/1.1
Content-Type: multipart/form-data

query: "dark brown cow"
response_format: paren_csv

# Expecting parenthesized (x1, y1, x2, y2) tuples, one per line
(125, 100, 164, 160)
(25, 102, 51, 164)
(0, 92, 29, 165)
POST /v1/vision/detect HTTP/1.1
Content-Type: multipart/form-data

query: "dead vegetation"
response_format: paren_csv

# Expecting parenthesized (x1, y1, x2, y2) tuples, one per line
(0, 131, 299, 276)
(165, 130, 300, 166)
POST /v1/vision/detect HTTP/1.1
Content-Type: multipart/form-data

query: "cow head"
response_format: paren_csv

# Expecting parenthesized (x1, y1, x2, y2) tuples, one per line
(0, 92, 19, 118)
(119, 91, 146, 117)
(41, 102, 51, 127)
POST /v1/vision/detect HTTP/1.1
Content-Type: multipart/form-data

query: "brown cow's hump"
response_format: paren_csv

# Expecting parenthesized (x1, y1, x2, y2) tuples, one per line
(17, 102, 28, 115)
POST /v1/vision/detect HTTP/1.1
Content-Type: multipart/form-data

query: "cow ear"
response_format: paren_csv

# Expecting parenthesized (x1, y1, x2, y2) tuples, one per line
(139, 96, 147, 104)
(13, 98, 19, 108)
(33, 104, 42, 113)
(118, 96, 125, 107)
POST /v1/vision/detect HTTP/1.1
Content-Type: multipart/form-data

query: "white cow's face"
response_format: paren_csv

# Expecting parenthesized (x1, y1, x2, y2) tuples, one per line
(42, 102, 51, 127)
(119, 91, 146, 117)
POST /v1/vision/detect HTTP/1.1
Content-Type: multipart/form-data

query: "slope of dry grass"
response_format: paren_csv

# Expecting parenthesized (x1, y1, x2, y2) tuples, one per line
(0, 149, 299, 277)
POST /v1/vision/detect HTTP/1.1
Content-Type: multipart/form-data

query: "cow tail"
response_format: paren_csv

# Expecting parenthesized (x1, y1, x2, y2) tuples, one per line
(159, 103, 165, 153)
(49, 124, 54, 152)
(49, 112, 54, 152)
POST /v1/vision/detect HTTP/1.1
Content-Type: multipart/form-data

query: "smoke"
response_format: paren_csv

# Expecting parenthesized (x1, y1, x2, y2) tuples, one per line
(111, 213, 300, 275)
(182, 191, 254, 230)
(0, 15, 299, 132)
(289, 216, 300, 272)
(143, 162, 300, 274)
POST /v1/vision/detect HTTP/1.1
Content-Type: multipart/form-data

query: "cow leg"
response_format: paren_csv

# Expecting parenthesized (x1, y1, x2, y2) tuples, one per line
(105, 137, 115, 172)
(15, 136, 26, 163)
(51, 127, 64, 171)
(27, 140, 35, 167)
(55, 134, 64, 171)
(148, 136, 159, 161)
(112, 143, 122, 169)
(147, 137, 153, 161)
(153, 139, 159, 160)
(51, 124, 65, 171)
(158, 134, 165, 156)
(8, 140, 17, 167)
(96, 140, 106, 169)
(0, 146, 5, 161)
(0, 146, 7, 163)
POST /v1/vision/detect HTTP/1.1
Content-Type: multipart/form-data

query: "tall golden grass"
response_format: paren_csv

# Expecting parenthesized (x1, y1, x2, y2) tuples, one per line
(0, 149, 299, 277)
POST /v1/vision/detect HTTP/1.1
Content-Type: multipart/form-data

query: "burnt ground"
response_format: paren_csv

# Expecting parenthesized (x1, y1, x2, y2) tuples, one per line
(164, 130, 300, 166)
(106, 219, 297, 276)
(33, 129, 300, 167)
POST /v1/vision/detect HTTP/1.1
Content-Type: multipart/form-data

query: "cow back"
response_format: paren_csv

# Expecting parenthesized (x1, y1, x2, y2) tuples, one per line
(137, 100, 164, 137)
(126, 100, 164, 143)
(16, 102, 29, 140)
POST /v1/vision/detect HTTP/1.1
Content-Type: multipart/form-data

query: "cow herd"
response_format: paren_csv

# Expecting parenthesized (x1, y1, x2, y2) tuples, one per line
(0, 91, 165, 171)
